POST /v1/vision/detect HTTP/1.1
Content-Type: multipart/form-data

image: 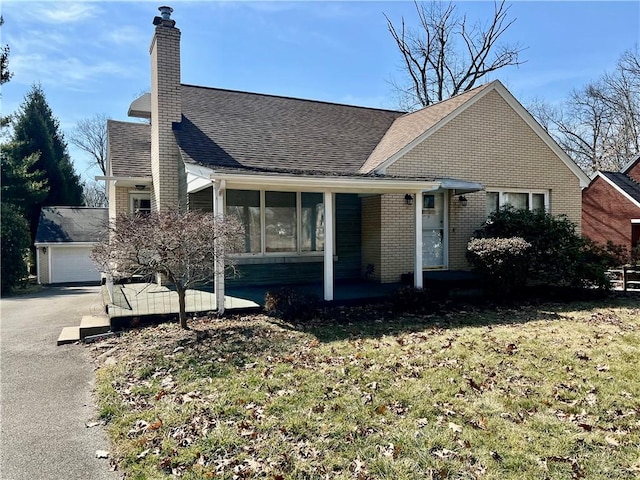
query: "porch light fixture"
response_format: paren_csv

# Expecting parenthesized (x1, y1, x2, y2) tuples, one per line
(135, 184, 146, 191)
(458, 195, 468, 206)
(404, 194, 414, 206)
(42, 247, 47, 254)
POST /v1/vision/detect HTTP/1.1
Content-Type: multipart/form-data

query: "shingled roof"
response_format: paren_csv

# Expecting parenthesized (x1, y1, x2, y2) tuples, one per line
(174, 85, 403, 174)
(107, 120, 151, 177)
(35, 207, 107, 243)
(360, 83, 493, 173)
(600, 171, 640, 204)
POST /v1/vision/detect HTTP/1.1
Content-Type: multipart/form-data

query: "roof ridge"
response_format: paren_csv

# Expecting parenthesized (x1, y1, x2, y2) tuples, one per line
(181, 83, 405, 114)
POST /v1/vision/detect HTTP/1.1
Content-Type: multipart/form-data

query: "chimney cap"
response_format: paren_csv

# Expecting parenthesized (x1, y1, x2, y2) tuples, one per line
(153, 5, 175, 26)
(158, 6, 173, 20)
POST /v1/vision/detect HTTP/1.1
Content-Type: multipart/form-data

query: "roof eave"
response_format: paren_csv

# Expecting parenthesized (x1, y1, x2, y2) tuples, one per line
(596, 172, 640, 209)
(211, 171, 451, 194)
(96, 175, 152, 188)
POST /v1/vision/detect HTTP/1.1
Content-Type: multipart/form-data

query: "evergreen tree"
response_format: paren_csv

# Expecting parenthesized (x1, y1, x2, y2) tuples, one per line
(1, 16, 13, 129)
(0, 16, 11, 86)
(9, 84, 84, 242)
(1, 145, 48, 206)
(1, 203, 31, 295)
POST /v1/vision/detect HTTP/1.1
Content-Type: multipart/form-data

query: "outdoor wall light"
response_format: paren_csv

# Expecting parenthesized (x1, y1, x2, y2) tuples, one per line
(458, 195, 468, 206)
(404, 194, 414, 206)
(42, 247, 47, 254)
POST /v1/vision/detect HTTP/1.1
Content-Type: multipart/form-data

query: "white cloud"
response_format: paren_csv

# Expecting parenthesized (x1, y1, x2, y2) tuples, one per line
(12, 2, 101, 25)
(105, 25, 148, 47)
(10, 52, 139, 90)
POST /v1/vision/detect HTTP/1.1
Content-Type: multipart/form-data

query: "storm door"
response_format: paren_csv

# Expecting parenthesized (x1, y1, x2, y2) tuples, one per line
(422, 192, 447, 269)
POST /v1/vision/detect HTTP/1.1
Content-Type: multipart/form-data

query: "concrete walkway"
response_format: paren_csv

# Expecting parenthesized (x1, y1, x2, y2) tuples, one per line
(1, 286, 118, 480)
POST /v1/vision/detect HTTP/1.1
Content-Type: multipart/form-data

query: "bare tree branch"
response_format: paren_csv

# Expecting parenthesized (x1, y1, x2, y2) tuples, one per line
(386, 0, 525, 109)
(83, 180, 107, 207)
(529, 47, 640, 174)
(70, 113, 108, 175)
(92, 210, 244, 329)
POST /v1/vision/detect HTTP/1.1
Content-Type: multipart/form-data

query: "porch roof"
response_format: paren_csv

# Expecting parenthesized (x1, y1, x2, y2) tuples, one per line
(186, 163, 483, 195)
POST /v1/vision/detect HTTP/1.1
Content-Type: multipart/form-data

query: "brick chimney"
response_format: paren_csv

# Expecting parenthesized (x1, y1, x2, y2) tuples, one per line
(150, 6, 181, 211)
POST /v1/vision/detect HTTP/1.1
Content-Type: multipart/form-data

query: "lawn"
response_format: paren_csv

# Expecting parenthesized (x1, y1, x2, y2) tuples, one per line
(92, 295, 640, 479)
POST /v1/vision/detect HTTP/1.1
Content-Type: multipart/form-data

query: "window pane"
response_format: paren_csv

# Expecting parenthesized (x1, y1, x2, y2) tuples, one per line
(226, 190, 261, 253)
(301, 193, 324, 252)
(131, 194, 151, 214)
(503, 192, 528, 210)
(532, 193, 545, 211)
(486, 192, 499, 216)
(265, 191, 296, 252)
(423, 194, 435, 209)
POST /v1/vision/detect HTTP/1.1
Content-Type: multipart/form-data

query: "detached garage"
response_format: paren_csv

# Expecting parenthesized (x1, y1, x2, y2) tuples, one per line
(35, 207, 108, 284)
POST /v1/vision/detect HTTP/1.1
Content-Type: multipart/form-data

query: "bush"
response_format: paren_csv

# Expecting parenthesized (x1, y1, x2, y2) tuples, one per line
(264, 288, 319, 322)
(466, 237, 531, 294)
(390, 285, 433, 312)
(471, 206, 613, 290)
(1, 203, 31, 295)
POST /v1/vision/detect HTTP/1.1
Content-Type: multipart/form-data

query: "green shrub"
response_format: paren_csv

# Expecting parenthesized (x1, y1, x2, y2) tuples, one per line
(1, 203, 31, 295)
(264, 287, 319, 322)
(466, 237, 531, 294)
(471, 206, 612, 290)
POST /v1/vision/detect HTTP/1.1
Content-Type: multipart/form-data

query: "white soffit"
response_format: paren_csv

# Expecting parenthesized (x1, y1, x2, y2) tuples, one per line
(128, 92, 151, 119)
(186, 163, 215, 193)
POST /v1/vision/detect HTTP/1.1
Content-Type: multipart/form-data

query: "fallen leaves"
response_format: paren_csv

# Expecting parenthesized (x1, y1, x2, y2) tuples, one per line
(447, 422, 463, 434)
(90, 301, 640, 479)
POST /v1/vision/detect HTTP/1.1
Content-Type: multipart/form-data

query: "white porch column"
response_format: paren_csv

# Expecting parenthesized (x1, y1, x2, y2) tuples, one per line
(213, 180, 226, 314)
(414, 191, 423, 289)
(324, 191, 334, 301)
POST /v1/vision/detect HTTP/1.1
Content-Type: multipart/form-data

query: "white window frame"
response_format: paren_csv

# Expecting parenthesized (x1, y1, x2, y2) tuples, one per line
(129, 191, 151, 214)
(486, 188, 549, 213)
(227, 189, 327, 257)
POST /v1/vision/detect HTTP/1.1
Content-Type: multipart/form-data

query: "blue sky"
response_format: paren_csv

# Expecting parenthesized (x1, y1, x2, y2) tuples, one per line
(2, 1, 639, 183)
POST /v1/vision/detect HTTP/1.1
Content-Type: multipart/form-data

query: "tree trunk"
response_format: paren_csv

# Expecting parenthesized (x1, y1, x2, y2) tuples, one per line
(177, 287, 188, 329)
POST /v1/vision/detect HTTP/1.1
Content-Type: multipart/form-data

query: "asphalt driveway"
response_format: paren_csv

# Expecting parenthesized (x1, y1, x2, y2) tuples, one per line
(1, 285, 118, 480)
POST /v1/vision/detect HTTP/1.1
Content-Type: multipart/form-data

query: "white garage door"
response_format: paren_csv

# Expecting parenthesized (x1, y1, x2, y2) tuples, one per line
(50, 246, 101, 283)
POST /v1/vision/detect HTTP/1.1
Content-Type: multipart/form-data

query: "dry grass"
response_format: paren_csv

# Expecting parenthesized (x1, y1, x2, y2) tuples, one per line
(92, 295, 640, 479)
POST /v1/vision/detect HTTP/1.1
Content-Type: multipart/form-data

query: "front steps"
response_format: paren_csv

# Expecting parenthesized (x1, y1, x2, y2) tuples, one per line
(57, 315, 111, 345)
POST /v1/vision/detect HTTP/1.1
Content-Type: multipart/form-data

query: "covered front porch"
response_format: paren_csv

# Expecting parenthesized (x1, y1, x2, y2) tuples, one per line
(186, 165, 483, 313)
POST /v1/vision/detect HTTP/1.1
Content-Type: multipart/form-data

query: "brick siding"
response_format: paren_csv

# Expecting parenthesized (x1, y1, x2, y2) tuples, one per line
(381, 89, 583, 282)
(150, 25, 181, 211)
(582, 176, 640, 249)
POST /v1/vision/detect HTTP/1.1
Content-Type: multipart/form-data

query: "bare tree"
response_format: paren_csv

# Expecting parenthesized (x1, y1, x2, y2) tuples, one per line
(530, 47, 640, 174)
(83, 180, 107, 207)
(92, 210, 244, 329)
(70, 113, 109, 175)
(386, 0, 525, 109)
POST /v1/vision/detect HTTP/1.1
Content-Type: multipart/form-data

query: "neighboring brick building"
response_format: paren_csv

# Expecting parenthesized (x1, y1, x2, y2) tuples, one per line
(102, 6, 590, 308)
(582, 155, 640, 252)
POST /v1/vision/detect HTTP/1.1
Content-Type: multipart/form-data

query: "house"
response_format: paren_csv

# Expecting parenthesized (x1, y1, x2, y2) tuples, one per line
(34, 206, 107, 284)
(101, 6, 590, 311)
(582, 154, 640, 253)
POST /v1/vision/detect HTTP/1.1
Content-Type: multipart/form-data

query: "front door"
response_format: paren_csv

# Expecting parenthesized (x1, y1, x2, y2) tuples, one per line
(422, 192, 447, 269)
